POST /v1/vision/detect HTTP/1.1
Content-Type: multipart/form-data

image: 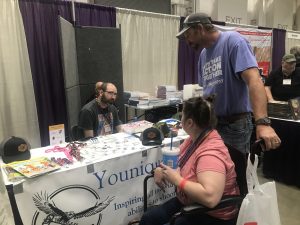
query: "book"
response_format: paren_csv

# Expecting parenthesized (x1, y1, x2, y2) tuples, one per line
(289, 97, 300, 120)
(2, 165, 25, 182)
(6, 157, 61, 178)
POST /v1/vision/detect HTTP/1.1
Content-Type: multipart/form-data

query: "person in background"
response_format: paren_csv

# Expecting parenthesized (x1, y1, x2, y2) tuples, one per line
(140, 97, 239, 225)
(85, 81, 103, 104)
(78, 82, 122, 138)
(176, 12, 280, 152)
(264, 54, 300, 102)
(290, 45, 300, 67)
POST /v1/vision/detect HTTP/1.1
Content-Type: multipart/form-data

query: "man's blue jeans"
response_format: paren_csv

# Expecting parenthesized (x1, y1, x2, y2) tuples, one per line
(217, 114, 253, 154)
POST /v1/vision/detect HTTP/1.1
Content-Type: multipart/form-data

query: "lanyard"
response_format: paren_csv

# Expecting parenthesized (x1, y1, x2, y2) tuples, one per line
(97, 106, 114, 135)
(178, 127, 212, 169)
(45, 146, 73, 162)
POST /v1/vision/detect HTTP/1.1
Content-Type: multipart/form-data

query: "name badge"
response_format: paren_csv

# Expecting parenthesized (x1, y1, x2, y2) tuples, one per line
(283, 79, 291, 85)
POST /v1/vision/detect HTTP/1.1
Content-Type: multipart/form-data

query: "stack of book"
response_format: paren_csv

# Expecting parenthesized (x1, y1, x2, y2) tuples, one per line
(128, 97, 169, 108)
(128, 98, 149, 107)
(157, 85, 177, 99)
(148, 97, 169, 107)
(166, 91, 182, 100)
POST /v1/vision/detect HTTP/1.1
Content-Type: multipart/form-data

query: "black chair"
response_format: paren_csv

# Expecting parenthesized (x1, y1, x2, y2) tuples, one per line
(70, 125, 83, 141)
(129, 140, 264, 225)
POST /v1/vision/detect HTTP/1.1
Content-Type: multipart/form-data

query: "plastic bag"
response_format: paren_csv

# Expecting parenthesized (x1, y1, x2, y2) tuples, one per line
(236, 154, 281, 225)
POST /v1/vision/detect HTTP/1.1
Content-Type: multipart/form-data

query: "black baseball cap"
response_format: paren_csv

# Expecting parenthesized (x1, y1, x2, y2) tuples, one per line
(176, 12, 212, 39)
(140, 127, 164, 146)
(0, 136, 31, 164)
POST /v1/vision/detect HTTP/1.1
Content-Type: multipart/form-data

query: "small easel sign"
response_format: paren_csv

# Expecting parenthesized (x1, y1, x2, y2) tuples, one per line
(49, 124, 65, 146)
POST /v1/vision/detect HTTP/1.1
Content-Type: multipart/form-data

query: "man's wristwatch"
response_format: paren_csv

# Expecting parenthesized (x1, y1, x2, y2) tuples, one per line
(255, 117, 271, 126)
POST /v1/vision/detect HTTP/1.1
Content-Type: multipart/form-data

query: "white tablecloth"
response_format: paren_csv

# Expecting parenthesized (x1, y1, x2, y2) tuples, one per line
(2, 132, 187, 225)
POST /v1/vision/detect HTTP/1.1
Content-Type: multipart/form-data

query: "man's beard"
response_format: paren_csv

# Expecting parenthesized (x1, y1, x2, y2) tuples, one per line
(101, 95, 114, 105)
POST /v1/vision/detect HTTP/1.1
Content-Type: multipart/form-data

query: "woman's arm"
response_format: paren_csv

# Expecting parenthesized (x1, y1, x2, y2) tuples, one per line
(183, 171, 225, 208)
(160, 163, 225, 208)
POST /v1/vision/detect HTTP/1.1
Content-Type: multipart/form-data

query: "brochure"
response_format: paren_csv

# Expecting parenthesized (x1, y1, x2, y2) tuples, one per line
(6, 157, 61, 178)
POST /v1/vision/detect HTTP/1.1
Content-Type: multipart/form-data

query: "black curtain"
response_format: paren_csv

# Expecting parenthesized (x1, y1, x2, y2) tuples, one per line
(177, 17, 202, 90)
(19, 0, 73, 146)
(75, 2, 116, 26)
(272, 28, 286, 70)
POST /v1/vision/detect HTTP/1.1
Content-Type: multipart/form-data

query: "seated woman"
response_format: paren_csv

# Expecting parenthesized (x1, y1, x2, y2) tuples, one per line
(140, 97, 239, 225)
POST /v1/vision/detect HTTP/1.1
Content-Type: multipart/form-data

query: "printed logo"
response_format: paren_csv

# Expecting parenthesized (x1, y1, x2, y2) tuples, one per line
(32, 185, 114, 225)
(202, 56, 223, 88)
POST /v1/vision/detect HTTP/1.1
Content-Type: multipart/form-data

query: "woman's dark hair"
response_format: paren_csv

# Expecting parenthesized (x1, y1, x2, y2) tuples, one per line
(182, 96, 217, 128)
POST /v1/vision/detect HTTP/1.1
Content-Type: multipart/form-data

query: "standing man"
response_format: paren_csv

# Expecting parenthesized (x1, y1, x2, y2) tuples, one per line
(78, 82, 122, 138)
(177, 12, 280, 152)
(265, 54, 300, 102)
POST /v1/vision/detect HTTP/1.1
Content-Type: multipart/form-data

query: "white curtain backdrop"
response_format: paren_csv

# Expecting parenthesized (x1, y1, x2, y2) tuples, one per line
(0, 0, 40, 147)
(285, 30, 300, 54)
(116, 8, 180, 95)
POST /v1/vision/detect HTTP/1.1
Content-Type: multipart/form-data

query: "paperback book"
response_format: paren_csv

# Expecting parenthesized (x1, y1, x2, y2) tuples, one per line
(6, 157, 61, 178)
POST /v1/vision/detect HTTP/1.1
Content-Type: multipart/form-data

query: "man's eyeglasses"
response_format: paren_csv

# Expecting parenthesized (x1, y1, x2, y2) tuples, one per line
(104, 91, 117, 96)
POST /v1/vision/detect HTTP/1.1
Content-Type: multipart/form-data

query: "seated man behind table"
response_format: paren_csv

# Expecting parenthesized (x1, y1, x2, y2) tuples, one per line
(265, 54, 300, 102)
(140, 96, 239, 225)
(78, 82, 122, 138)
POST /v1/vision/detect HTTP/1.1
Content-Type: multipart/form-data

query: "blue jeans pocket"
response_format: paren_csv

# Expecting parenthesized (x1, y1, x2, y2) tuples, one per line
(217, 115, 253, 153)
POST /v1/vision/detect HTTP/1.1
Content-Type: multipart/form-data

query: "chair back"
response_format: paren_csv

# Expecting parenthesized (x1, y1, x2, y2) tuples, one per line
(70, 125, 83, 141)
(225, 143, 248, 197)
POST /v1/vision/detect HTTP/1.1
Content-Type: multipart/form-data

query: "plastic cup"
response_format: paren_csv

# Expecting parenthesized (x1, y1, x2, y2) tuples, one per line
(162, 147, 180, 169)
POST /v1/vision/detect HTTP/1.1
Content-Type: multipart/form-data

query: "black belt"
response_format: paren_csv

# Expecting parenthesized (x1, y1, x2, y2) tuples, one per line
(218, 112, 250, 124)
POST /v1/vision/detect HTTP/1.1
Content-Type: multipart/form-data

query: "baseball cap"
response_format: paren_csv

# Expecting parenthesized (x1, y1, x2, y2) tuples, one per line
(176, 12, 212, 39)
(0, 136, 31, 164)
(282, 54, 296, 63)
(140, 127, 164, 146)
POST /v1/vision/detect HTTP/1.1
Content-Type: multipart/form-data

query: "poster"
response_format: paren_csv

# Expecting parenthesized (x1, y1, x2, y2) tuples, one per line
(236, 28, 272, 76)
(218, 25, 272, 76)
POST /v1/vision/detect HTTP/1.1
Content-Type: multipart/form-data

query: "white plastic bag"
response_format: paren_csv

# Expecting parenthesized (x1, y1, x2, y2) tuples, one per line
(236, 154, 281, 225)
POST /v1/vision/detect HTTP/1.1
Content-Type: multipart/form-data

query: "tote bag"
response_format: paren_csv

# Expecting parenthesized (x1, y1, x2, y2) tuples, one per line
(236, 154, 281, 225)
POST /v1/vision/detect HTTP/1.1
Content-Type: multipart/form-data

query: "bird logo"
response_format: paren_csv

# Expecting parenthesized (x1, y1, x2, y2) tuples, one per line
(32, 185, 114, 225)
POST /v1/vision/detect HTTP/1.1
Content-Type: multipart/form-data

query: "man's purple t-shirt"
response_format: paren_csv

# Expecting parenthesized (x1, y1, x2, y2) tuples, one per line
(198, 31, 258, 117)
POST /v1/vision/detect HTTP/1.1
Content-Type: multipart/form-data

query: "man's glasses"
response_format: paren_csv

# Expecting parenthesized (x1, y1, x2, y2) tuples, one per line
(104, 91, 117, 96)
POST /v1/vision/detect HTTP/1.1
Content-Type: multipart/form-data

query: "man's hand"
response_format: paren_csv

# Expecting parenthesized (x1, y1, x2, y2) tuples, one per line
(256, 125, 281, 150)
